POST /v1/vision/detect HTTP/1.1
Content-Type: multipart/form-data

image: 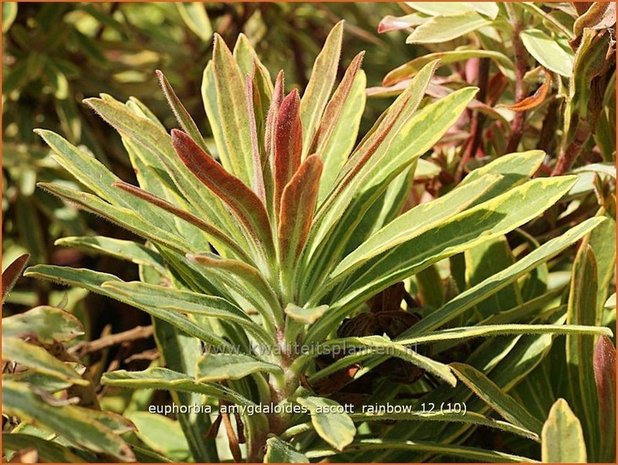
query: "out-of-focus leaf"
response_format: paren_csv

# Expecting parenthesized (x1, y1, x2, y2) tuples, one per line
(593, 336, 616, 462)
(520, 29, 574, 77)
(406, 12, 491, 44)
(176, 3, 212, 41)
(2, 253, 29, 302)
(2, 380, 135, 461)
(378, 14, 426, 33)
(2, 434, 86, 463)
(2, 306, 84, 343)
(265, 436, 309, 463)
(499, 69, 552, 112)
(297, 396, 355, 451)
(2, 2, 17, 33)
(566, 244, 600, 455)
(541, 399, 587, 462)
(126, 412, 191, 461)
(384, 49, 513, 86)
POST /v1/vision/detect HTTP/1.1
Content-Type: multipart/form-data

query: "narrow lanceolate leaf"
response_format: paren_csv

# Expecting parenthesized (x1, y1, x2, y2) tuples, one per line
(24, 265, 230, 349)
(55, 236, 165, 273)
(2, 434, 86, 463)
(38, 182, 190, 254)
(2, 306, 84, 343)
(297, 396, 356, 451)
(156, 70, 209, 153)
(406, 12, 491, 44)
(188, 253, 281, 329)
(196, 353, 282, 383)
(285, 304, 328, 324)
(2, 337, 88, 386)
(265, 436, 309, 463)
(113, 180, 251, 264)
(593, 336, 616, 462)
(171, 129, 274, 256)
(400, 324, 611, 346)
(274, 90, 303, 212)
(329, 177, 577, 312)
(307, 439, 535, 463)
(383, 50, 513, 86)
(2, 253, 29, 302)
(300, 20, 344, 157)
(566, 244, 600, 456)
(279, 155, 323, 274)
(208, 35, 254, 186)
(450, 363, 544, 434)
(330, 174, 500, 282)
(246, 76, 266, 201)
(99, 280, 273, 346)
(402, 217, 605, 338)
(102, 367, 257, 407)
(2, 380, 135, 461)
(541, 399, 587, 462)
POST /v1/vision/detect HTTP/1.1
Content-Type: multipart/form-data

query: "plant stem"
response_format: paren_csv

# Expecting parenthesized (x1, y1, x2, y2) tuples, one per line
(505, 4, 528, 154)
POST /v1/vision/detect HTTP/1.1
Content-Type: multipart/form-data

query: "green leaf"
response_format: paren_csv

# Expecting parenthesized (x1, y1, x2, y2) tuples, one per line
(176, 2, 212, 41)
(313, 55, 366, 202)
(156, 70, 209, 153)
(406, 12, 491, 44)
(2, 380, 134, 461)
(404, 217, 605, 337)
(24, 265, 230, 348)
(307, 438, 535, 462)
(102, 367, 257, 407)
(2, 306, 84, 343)
(2, 434, 86, 463)
(296, 396, 356, 451)
(384, 49, 513, 86)
(56, 236, 165, 273)
(349, 408, 538, 441)
(541, 399, 587, 462)
(2, 337, 88, 386)
(196, 353, 281, 383)
(204, 35, 254, 187)
(2, 2, 17, 33)
(265, 436, 309, 463)
(331, 176, 577, 313)
(100, 280, 273, 346)
(521, 29, 574, 77)
(284, 304, 328, 324)
(401, 324, 611, 346)
(565, 244, 600, 457)
(451, 363, 549, 434)
(125, 412, 191, 461)
(300, 21, 344, 158)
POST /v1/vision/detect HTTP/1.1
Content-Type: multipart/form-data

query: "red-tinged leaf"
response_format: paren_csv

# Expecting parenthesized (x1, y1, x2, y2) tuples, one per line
(274, 89, 303, 214)
(156, 70, 209, 154)
(279, 155, 323, 271)
(310, 52, 365, 154)
(499, 69, 553, 112)
(378, 14, 426, 33)
(112, 180, 252, 264)
(245, 75, 266, 201)
(265, 70, 285, 163)
(171, 129, 274, 256)
(593, 336, 616, 451)
(2, 254, 30, 303)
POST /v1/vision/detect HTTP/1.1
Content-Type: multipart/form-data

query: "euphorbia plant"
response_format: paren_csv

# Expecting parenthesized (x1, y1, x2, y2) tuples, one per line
(23, 22, 611, 462)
